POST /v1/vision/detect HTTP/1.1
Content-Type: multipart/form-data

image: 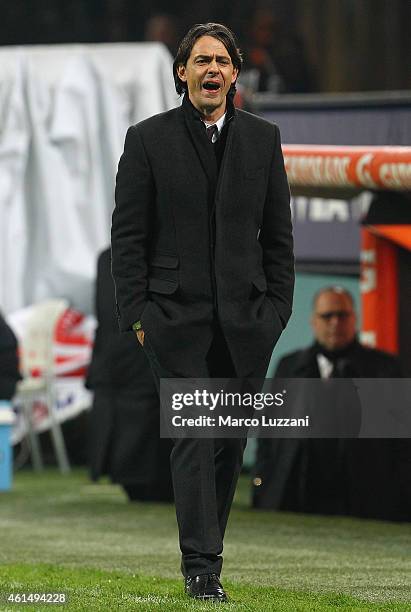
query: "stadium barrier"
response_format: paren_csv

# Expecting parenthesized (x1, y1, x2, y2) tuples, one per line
(282, 144, 411, 359)
(283, 145, 411, 191)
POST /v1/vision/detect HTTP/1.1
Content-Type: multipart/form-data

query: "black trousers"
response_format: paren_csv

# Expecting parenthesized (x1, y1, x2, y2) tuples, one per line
(143, 323, 270, 577)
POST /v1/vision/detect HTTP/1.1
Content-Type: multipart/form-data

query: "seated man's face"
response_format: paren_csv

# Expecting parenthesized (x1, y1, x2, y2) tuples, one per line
(311, 291, 356, 351)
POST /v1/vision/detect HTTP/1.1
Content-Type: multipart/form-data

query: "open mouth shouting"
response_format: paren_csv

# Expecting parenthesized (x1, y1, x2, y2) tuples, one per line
(202, 80, 222, 94)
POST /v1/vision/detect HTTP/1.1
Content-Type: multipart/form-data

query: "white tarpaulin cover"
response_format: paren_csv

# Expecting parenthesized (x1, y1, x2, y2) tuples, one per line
(0, 43, 178, 315)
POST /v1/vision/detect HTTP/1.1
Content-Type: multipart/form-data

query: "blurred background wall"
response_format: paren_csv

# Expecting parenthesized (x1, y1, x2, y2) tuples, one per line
(0, 0, 410, 93)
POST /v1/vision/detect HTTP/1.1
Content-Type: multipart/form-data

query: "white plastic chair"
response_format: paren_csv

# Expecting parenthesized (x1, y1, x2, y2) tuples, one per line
(16, 299, 71, 473)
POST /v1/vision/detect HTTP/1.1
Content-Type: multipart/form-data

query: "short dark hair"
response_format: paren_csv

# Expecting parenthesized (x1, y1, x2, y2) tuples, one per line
(173, 22, 243, 95)
(312, 286, 355, 312)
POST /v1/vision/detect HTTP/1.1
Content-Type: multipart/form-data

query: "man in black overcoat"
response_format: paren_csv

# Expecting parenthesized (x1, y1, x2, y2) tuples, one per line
(253, 287, 411, 522)
(111, 23, 294, 601)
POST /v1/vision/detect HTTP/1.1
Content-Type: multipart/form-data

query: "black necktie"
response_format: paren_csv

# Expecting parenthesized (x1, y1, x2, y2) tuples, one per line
(206, 124, 218, 142)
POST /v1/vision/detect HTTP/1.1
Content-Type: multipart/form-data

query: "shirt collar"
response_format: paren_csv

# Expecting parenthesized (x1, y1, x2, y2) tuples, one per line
(203, 112, 226, 134)
(316, 354, 334, 379)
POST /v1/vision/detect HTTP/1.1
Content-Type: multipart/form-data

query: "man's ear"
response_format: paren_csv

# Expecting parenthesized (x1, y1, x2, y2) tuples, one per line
(177, 65, 187, 82)
(231, 68, 238, 85)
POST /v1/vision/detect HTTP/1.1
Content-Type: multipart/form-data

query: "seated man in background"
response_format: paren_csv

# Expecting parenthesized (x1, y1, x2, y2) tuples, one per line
(0, 310, 21, 400)
(86, 248, 173, 502)
(253, 286, 410, 521)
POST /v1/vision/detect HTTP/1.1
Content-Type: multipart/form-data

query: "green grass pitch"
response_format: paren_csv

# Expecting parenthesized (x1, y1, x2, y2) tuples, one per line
(0, 469, 410, 611)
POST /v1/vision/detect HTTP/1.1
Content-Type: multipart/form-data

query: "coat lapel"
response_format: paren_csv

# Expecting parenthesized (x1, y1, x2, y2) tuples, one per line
(212, 115, 235, 217)
(181, 96, 218, 188)
(296, 346, 322, 377)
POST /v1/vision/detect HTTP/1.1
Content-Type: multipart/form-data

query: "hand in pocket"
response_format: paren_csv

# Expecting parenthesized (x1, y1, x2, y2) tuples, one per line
(136, 329, 145, 346)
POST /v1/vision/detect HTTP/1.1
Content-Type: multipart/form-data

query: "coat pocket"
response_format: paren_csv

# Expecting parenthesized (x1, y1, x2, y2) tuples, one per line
(149, 254, 179, 269)
(148, 277, 178, 294)
(148, 253, 179, 294)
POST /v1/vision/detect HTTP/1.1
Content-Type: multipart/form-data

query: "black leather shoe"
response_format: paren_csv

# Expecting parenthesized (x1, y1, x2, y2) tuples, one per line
(185, 573, 228, 602)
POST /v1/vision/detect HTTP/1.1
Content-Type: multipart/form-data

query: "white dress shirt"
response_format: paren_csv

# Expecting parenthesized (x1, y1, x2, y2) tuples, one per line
(203, 113, 226, 143)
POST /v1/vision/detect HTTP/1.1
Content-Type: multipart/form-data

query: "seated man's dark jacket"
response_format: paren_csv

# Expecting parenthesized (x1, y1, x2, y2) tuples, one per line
(276, 339, 401, 378)
(253, 340, 411, 521)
